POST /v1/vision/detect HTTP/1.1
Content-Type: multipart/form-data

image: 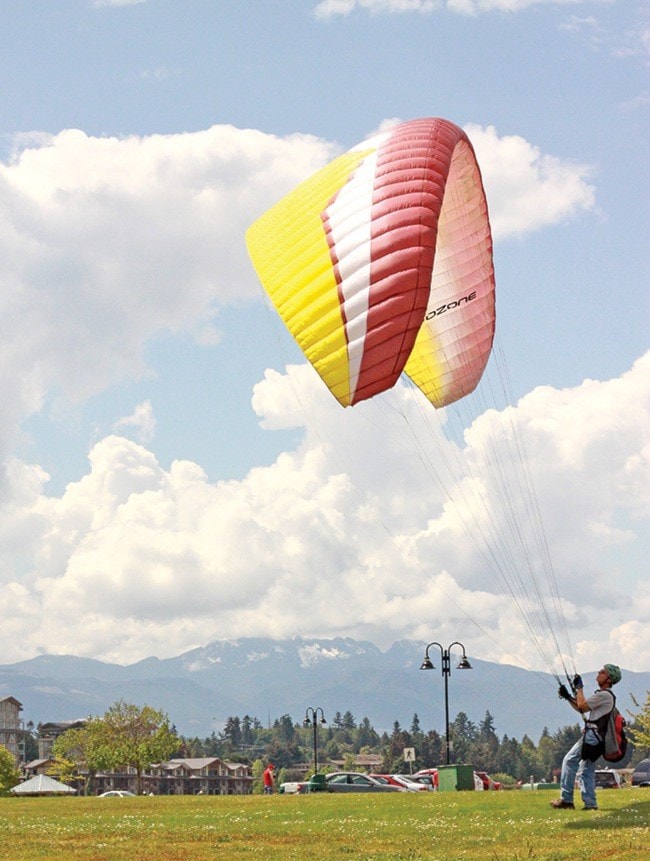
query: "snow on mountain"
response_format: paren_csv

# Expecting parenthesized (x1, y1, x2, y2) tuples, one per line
(2, 637, 647, 741)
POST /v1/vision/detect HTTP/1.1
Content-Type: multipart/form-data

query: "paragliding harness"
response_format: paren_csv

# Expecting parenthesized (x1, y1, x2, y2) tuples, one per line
(581, 691, 627, 763)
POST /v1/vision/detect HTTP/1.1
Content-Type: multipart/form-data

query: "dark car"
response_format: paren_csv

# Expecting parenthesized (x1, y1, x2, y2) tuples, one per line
(298, 772, 403, 793)
(631, 759, 650, 787)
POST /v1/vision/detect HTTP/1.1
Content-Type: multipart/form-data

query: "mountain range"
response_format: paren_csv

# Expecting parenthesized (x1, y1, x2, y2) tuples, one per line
(1, 638, 647, 742)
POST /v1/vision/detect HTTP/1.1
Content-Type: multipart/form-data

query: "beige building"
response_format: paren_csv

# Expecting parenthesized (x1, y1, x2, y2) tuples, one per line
(155, 758, 253, 795)
(37, 720, 87, 760)
(97, 757, 253, 796)
(0, 696, 24, 762)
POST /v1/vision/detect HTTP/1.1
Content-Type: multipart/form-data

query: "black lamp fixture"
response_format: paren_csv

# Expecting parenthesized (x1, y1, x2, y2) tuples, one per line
(303, 707, 327, 774)
(420, 641, 472, 765)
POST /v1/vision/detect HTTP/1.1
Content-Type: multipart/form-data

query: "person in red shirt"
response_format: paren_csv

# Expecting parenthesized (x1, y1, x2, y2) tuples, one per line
(262, 763, 276, 794)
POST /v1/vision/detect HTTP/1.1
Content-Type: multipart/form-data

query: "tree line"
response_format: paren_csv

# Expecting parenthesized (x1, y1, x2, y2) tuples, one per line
(3, 691, 648, 795)
(177, 694, 650, 785)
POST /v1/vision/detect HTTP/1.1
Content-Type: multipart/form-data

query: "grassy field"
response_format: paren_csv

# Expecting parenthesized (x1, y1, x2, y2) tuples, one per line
(0, 789, 647, 861)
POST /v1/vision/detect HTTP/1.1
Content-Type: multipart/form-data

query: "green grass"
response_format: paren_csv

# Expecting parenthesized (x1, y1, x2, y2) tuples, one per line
(0, 789, 648, 860)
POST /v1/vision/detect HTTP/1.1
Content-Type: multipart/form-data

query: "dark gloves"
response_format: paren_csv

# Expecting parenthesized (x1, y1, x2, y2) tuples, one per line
(572, 674, 584, 690)
(558, 684, 572, 700)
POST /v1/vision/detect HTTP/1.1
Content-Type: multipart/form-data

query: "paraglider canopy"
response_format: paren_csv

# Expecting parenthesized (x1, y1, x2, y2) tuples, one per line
(246, 118, 495, 410)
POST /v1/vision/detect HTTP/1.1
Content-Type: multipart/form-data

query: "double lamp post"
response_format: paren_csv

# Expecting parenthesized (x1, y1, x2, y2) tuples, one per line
(420, 640, 472, 766)
(303, 707, 327, 774)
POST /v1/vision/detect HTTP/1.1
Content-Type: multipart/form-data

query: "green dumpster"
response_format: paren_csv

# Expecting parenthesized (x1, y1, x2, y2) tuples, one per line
(307, 773, 327, 792)
(437, 765, 475, 791)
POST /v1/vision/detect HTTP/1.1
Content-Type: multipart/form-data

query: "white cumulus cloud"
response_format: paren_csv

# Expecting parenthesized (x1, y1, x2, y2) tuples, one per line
(114, 400, 157, 443)
(465, 124, 595, 238)
(0, 353, 647, 670)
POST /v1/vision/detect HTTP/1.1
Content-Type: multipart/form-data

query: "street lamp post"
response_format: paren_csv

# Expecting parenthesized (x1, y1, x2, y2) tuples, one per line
(420, 641, 472, 765)
(303, 707, 327, 774)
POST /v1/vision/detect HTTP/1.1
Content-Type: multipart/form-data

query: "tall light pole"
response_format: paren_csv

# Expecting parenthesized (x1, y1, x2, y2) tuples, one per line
(303, 707, 327, 774)
(420, 641, 472, 765)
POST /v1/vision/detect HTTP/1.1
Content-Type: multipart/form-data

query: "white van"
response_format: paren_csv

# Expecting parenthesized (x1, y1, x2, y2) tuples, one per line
(594, 770, 621, 789)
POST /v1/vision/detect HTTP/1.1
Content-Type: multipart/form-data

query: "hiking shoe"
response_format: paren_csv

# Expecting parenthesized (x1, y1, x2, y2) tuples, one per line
(582, 806, 598, 810)
(550, 799, 575, 809)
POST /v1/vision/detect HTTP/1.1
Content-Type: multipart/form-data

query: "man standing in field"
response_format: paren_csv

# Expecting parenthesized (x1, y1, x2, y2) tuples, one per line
(551, 663, 622, 811)
(262, 763, 276, 795)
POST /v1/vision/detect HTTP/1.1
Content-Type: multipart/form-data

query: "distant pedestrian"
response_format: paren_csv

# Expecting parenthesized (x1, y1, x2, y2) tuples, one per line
(262, 763, 276, 795)
(551, 663, 622, 810)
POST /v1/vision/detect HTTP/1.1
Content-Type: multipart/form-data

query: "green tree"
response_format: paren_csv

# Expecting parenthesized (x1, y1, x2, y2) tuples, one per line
(23, 721, 38, 761)
(495, 736, 522, 779)
(479, 711, 498, 744)
(410, 714, 422, 738)
(323, 738, 341, 762)
(251, 758, 264, 794)
(627, 691, 650, 760)
(355, 717, 380, 752)
(46, 754, 78, 787)
(449, 712, 477, 764)
(341, 752, 357, 770)
(0, 745, 21, 795)
(241, 715, 254, 747)
(472, 711, 500, 772)
(341, 711, 356, 730)
(536, 728, 557, 781)
(102, 701, 178, 794)
(263, 735, 301, 770)
(203, 731, 222, 757)
(179, 736, 206, 758)
(519, 734, 541, 782)
(222, 716, 242, 750)
(418, 729, 443, 769)
(548, 724, 582, 778)
(52, 719, 114, 795)
(382, 721, 412, 772)
(273, 714, 296, 744)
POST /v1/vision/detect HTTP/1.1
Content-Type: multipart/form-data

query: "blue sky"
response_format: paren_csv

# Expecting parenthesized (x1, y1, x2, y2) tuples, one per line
(0, 0, 647, 679)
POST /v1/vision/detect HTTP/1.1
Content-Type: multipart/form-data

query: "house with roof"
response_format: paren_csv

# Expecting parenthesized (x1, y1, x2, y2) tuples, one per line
(328, 753, 383, 772)
(23, 758, 59, 777)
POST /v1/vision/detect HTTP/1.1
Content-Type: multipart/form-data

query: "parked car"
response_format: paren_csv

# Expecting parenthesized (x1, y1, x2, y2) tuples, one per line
(297, 772, 403, 793)
(394, 773, 435, 790)
(414, 768, 439, 790)
(475, 771, 502, 790)
(631, 759, 650, 787)
(368, 774, 428, 792)
(594, 770, 621, 789)
(98, 790, 136, 797)
(279, 781, 302, 794)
